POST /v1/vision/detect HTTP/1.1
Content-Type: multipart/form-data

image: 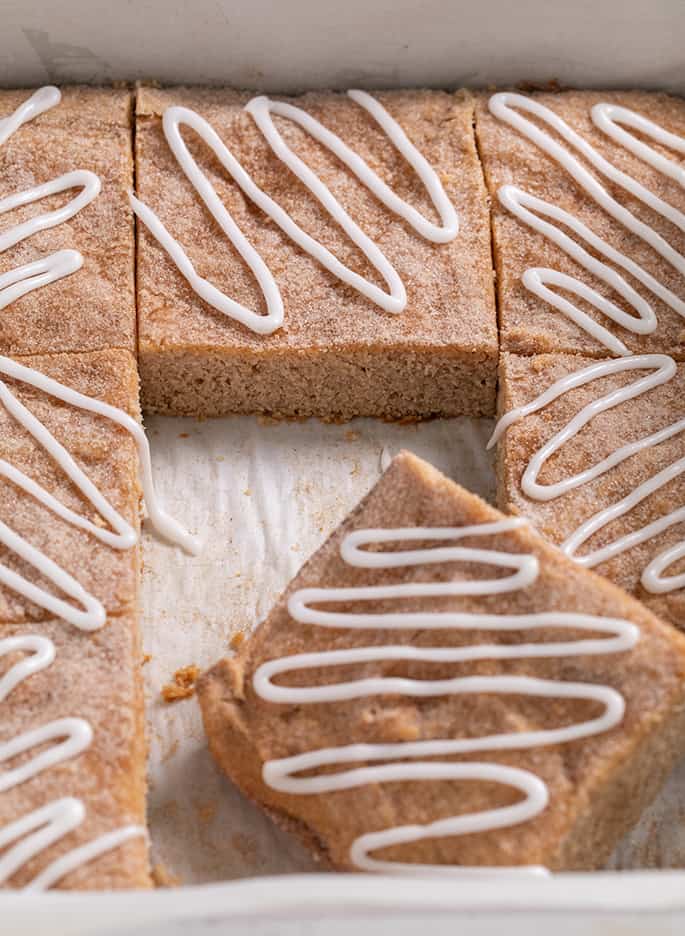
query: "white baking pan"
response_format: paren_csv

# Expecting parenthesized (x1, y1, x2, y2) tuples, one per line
(1, 0, 684, 932)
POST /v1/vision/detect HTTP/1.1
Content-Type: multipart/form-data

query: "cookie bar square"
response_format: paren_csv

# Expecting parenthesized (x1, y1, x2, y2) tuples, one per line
(0, 87, 135, 355)
(475, 90, 685, 358)
(495, 351, 685, 632)
(0, 348, 141, 624)
(0, 612, 149, 889)
(199, 451, 685, 872)
(135, 87, 497, 420)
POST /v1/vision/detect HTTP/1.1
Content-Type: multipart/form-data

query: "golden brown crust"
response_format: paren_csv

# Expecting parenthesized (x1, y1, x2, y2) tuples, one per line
(0, 349, 141, 624)
(496, 351, 685, 631)
(475, 89, 685, 358)
(198, 451, 685, 871)
(135, 86, 497, 419)
(0, 87, 135, 355)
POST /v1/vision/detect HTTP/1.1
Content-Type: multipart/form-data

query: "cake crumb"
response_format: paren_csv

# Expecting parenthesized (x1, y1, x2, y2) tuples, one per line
(195, 800, 217, 824)
(230, 631, 245, 651)
(231, 831, 258, 864)
(151, 863, 181, 888)
(142, 653, 152, 666)
(344, 430, 360, 442)
(161, 664, 200, 702)
(178, 432, 189, 438)
(161, 738, 180, 764)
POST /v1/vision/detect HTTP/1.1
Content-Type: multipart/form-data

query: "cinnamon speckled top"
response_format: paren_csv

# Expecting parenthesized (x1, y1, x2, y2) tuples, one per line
(476, 90, 685, 358)
(0, 87, 135, 356)
(135, 86, 497, 356)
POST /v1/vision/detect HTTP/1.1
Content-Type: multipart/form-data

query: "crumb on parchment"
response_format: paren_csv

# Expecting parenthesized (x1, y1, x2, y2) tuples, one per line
(151, 862, 181, 887)
(161, 664, 200, 702)
(229, 631, 245, 651)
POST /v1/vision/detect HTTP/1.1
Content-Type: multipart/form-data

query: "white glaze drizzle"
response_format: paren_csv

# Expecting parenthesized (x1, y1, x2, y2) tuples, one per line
(591, 103, 685, 189)
(131, 89, 458, 334)
(489, 92, 685, 355)
(0, 88, 193, 891)
(253, 519, 638, 873)
(0, 86, 61, 146)
(489, 353, 685, 594)
(0, 88, 101, 311)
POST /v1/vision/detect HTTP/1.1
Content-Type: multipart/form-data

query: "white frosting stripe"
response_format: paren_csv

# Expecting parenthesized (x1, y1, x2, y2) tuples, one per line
(643, 535, 685, 594)
(0, 635, 54, 701)
(132, 90, 458, 334)
(0, 251, 83, 312)
(0, 519, 107, 630)
(129, 150, 285, 336)
(0, 718, 93, 793)
(22, 823, 146, 893)
(498, 187, 666, 356)
(350, 764, 547, 876)
(0, 354, 200, 554)
(0, 632, 144, 891)
(0, 798, 85, 887)
(489, 92, 685, 354)
(254, 519, 638, 873)
(0, 794, 145, 892)
(591, 103, 685, 188)
(0, 88, 98, 313)
(563, 458, 685, 578)
(0, 171, 101, 254)
(0, 151, 100, 311)
(489, 353, 685, 594)
(0, 87, 61, 146)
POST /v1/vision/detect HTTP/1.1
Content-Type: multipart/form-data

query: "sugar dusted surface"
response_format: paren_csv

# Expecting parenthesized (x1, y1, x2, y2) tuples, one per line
(0, 613, 149, 889)
(0, 348, 141, 623)
(0, 87, 135, 355)
(496, 352, 685, 632)
(0, 86, 131, 130)
(475, 90, 685, 358)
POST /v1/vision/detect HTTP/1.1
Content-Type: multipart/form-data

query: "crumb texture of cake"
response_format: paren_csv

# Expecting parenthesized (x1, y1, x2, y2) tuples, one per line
(494, 351, 685, 632)
(475, 90, 685, 359)
(198, 451, 685, 872)
(134, 86, 497, 420)
(0, 86, 136, 356)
